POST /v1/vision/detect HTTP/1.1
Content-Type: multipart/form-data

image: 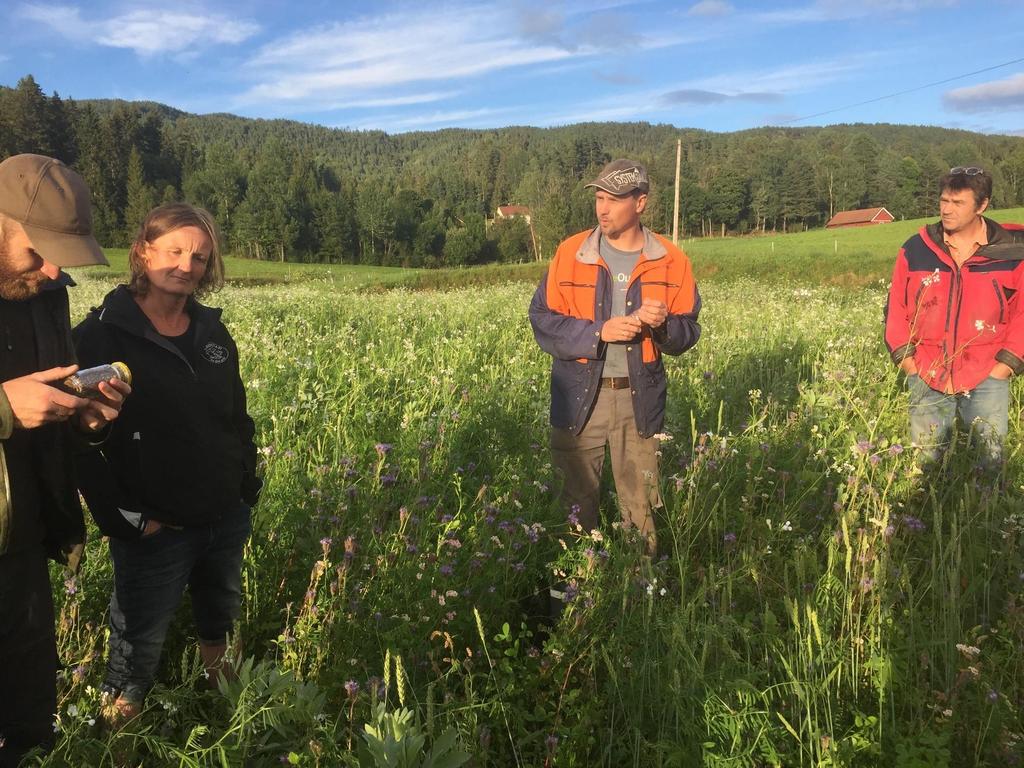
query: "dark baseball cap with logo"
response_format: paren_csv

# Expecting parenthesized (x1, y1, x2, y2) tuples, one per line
(585, 159, 650, 196)
(0, 153, 107, 267)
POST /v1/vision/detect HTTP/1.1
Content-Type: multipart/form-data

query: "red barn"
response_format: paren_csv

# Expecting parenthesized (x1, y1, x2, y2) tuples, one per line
(825, 207, 895, 228)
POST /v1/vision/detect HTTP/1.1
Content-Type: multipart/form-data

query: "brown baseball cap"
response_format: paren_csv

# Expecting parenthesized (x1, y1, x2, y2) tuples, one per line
(0, 153, 107, 267)
(585, 159, 650, 196)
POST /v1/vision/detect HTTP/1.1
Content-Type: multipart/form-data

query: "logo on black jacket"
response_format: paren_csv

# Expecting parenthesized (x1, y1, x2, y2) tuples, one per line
(202, 342, 229, 364)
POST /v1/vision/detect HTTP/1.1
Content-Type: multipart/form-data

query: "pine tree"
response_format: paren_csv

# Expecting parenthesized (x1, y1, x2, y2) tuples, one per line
(122, 147, 156, 245)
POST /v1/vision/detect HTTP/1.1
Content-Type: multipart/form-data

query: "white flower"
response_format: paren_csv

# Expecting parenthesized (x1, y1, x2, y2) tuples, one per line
(652, 432, 673, 442)
(956, 643, 981, 658)
(781, 520, 793, 532)
(975, 320, 985, 332)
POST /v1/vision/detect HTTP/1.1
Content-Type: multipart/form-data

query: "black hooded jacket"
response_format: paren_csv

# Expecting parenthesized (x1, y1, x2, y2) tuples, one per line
(73, 286, 260, 538)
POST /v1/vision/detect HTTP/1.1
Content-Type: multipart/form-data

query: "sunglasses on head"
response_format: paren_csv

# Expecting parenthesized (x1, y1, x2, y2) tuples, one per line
(950, 166, 985, 176)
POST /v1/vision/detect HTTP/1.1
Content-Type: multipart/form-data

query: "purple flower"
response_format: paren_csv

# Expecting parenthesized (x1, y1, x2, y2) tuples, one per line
(856, 440, 872, 454)
(439, 564, 454, 576)
(545, 734, 559, 753)
(723, 532, 737, 545)
(344, 679, 360, 698)
(901, 515, 926, 532)
(888, 443, 904, 456)
(987, 689, 999, 702)
(381, 473, 397, 487)
(374, 443, 393, 456)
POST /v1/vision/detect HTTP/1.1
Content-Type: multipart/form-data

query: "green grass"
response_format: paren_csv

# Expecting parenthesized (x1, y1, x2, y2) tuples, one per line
(71, 208, 1024, 293)
(684, 207, 1024, 285)
(40, 215, 1024, 767)
(76, 249, 417, 288)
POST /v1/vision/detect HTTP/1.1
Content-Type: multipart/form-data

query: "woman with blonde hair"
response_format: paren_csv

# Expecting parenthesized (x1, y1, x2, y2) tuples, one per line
(74, 202, 261, 722)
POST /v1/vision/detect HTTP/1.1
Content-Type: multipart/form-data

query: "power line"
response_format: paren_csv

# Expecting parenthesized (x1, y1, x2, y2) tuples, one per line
(778, 56, 1024, 125)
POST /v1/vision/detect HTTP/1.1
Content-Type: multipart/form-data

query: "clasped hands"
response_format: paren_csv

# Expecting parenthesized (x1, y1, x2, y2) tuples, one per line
(2, 365, 131, 432)
(600, 299, 668, 343)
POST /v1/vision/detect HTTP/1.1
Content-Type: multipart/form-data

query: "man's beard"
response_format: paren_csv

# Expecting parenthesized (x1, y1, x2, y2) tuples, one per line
(0, 241, 51, 301)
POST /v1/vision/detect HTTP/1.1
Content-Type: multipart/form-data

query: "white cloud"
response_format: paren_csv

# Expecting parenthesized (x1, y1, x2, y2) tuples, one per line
(17, 3, 258, 56)
(944, 73, 1024, 113)
(688, 1, 734, 17)
(690, 56, 874, 95)
(240, 7, 571, 105)
(757, 0, 957, 24)
(235, 3, 689, 110)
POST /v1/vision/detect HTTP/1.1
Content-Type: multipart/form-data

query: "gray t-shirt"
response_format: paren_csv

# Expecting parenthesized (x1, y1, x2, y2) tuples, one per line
(599, 237, 641, 378)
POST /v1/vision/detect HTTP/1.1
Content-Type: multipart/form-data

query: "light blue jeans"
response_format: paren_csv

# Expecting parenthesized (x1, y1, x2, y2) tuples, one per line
(907, 374, 1009, 466)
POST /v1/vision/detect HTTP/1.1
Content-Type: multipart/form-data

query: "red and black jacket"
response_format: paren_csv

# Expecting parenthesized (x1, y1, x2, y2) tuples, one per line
(885, 217, 1024, 392)
(528, 226, 701, 437)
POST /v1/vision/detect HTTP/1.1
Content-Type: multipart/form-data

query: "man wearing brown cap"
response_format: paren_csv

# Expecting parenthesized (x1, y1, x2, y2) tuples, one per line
(529, 159, 701, 582)
(0, 154, 129, 765)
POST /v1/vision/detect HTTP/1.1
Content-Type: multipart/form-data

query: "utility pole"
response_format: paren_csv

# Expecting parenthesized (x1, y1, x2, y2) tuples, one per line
(672, 138, 682, 244)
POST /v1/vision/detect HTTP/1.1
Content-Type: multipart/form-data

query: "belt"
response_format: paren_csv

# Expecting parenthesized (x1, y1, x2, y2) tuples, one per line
(600, 377, 630, 390)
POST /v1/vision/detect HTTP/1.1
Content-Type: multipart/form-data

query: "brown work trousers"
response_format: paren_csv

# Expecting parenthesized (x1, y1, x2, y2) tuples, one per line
(551, 383, 662, 552)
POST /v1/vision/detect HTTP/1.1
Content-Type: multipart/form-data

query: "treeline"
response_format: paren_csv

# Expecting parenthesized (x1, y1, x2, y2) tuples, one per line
(3, 74, 1024, 266)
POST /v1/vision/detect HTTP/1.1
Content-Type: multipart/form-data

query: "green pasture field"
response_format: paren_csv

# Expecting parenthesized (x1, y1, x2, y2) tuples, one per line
(76, 207, 1024, 292)
(41, 221, 1024, 766)
(684, 207, 1024, 286)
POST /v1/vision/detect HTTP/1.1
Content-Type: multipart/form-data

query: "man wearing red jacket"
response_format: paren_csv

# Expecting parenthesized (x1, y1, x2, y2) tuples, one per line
(885, 167, 1024, 465)
(529, 159, 701, 559)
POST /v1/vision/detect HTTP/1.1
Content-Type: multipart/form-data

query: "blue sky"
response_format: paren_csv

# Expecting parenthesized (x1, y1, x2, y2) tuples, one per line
(3, 0, 1023, 135)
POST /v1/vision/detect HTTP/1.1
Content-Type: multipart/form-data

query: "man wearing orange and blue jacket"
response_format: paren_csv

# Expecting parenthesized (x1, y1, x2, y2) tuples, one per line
(529, 159, 701, 556)
(885, 166, 1024, 465)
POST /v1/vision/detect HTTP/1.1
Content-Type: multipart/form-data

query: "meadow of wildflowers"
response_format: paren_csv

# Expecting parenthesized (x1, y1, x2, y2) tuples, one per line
(34, 260, 1024, 766)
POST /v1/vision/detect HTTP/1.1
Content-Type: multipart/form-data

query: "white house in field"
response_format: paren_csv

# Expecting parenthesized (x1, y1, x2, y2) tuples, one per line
(495, 205, 533, 224)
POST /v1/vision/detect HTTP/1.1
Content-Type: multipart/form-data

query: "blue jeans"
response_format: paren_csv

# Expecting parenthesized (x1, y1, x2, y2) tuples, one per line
(103, 503, 251, 703)
(908, 374, 1009, 466)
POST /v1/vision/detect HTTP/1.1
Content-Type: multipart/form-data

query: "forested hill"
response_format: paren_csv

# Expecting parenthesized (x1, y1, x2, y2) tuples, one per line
(3, 74, 1024, 266)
